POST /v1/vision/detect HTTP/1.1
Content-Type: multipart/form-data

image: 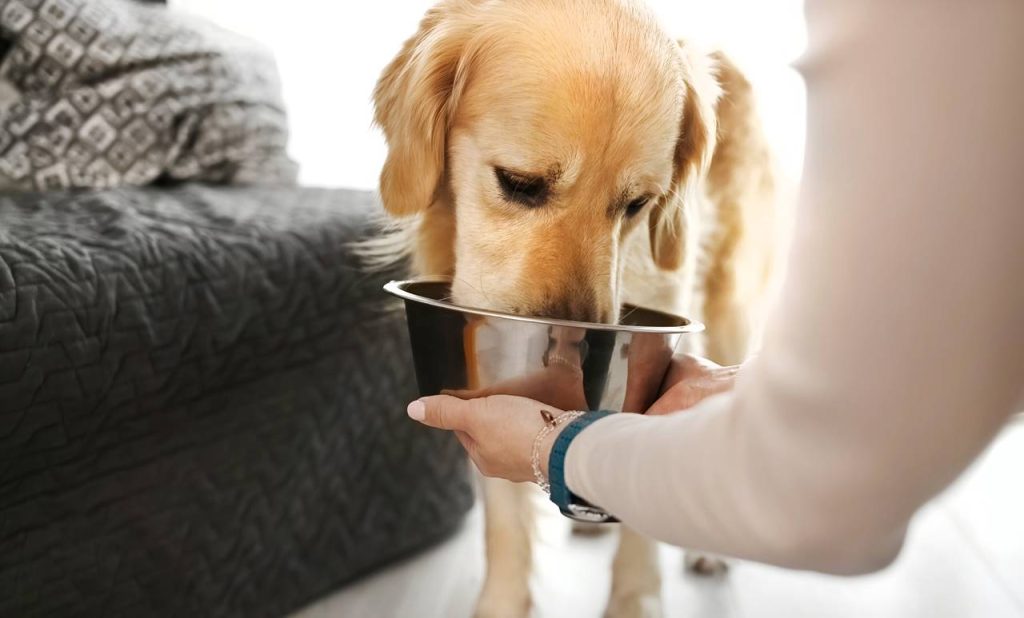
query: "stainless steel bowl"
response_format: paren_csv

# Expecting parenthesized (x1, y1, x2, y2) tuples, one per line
(385, 278, 704, 413)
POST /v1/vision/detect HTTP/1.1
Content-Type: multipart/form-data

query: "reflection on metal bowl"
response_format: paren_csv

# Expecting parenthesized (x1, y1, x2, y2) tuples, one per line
(385, 278, 704, 413)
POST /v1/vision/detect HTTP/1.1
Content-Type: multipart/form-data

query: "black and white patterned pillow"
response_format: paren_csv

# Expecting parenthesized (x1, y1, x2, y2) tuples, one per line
(0, 0, 298, 191)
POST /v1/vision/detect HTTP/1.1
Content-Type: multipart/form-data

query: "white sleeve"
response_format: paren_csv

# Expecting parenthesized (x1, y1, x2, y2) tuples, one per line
(564, 0, 1024, 575)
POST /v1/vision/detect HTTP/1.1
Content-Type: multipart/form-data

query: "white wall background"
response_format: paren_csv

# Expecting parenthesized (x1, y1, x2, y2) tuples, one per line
(171, 1, 807, 190)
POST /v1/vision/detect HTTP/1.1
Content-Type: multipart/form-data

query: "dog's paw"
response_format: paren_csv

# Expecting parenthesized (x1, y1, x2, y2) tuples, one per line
(604, 592, 663, 618)
(473, 588, 531, 618)
(572, 520, 613, 536)
(684, 551, 729, 577)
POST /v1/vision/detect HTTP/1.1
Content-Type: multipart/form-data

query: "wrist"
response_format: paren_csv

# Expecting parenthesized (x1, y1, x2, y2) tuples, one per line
(547, 410, 618, 523)
(540, 426, 561, 479)
(530, 410, 585, 494)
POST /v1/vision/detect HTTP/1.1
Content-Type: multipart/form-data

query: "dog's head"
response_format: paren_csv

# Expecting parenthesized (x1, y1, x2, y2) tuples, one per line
(375, 0, 719, 323)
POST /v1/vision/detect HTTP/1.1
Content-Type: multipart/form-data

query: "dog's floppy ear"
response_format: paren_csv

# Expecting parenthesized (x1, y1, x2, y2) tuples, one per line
(373, 3, 475, 217)
(649, 42, 721, 270)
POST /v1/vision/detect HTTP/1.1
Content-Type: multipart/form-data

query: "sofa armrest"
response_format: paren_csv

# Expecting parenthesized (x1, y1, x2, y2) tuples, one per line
(0, 185, 473, 618)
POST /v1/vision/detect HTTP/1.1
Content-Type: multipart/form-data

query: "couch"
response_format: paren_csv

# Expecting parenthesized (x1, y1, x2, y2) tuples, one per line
(0, 185, 474, 617)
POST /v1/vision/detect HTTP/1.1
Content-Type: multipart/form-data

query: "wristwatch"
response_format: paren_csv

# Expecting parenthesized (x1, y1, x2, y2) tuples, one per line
(547, 410, 618, 523)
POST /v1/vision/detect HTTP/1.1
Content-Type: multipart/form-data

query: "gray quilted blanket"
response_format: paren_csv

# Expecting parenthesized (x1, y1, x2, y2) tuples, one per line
(0, 186, 473, 617)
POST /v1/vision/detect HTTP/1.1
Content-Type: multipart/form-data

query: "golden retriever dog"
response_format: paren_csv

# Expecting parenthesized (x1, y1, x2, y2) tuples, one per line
(373, 0, 778, 615)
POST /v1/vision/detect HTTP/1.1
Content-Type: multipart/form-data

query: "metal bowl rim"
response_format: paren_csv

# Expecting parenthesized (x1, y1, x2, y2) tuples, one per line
(384, 277, 705, 335)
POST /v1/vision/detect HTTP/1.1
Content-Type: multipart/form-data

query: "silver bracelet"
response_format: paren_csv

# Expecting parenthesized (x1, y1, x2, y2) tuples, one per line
(531, 410, 586, 494)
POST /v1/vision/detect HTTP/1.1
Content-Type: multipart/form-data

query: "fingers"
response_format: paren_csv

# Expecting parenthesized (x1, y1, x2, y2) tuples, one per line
(660, 354, 719, 390)
(407, 395, 473, 431)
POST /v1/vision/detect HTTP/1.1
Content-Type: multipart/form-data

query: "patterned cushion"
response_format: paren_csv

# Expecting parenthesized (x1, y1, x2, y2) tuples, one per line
(0, 0, 297, 190)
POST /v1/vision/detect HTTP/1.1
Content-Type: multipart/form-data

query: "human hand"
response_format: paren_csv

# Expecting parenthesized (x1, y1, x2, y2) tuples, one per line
(646, 355, 741, 415)
(407, 395, 566, 482)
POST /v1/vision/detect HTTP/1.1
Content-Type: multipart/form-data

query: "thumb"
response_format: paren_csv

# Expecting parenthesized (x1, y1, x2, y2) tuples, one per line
(407, 395, 473, 431)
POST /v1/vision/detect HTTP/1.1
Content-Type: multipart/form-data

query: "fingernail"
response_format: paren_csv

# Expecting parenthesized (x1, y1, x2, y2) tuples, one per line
(407, 400, 426, 421)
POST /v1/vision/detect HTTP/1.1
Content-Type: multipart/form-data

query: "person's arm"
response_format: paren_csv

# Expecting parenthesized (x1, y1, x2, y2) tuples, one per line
(564, 0, 1024, 574)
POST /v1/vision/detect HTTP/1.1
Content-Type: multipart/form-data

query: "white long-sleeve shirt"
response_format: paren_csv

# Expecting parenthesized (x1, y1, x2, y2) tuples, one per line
(565, 0, 1024, 575)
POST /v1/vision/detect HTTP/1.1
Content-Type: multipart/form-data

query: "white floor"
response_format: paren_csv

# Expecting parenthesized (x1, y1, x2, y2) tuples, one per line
(295, 419, 1024, 618)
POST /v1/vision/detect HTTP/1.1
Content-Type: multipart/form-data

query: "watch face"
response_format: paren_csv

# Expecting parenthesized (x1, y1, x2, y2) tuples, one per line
(566, 503, 619, 524)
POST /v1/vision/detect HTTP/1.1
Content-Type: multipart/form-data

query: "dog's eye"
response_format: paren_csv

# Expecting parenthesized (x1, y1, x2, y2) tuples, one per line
(495, 168, 548, 206)
(624, 197, 650, 218)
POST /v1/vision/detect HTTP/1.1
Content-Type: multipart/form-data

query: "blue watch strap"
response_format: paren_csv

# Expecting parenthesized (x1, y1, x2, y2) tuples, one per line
(548, 410, 616, 520)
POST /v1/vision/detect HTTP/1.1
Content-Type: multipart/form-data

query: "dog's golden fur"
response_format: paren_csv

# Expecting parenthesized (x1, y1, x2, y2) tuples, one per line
(374, 1, 778, 615)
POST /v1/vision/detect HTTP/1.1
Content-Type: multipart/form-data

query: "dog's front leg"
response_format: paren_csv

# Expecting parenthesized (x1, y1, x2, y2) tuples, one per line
(605, 526, 663, 618)
(475, 477, 534, 618)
